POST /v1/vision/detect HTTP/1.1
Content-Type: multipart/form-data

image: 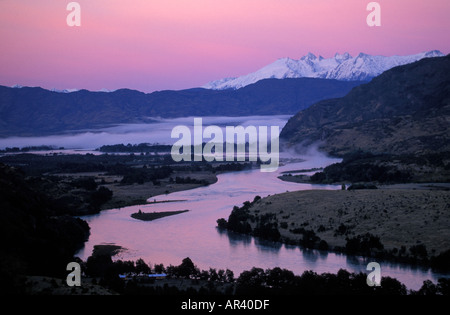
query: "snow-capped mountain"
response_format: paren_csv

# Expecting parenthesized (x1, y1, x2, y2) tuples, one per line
(203, 50, 445, 90)
(11, 85, 79, 93)
(97, 88, 115, 93)
(50, 88, 80, 93)
(10, 85, 115, 93)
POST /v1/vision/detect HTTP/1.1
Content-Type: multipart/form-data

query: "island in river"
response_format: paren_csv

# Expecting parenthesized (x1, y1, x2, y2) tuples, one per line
(131, 209, 189, 221)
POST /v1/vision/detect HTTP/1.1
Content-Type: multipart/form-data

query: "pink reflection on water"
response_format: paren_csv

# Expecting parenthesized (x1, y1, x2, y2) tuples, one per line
(76, 156, 448, 290)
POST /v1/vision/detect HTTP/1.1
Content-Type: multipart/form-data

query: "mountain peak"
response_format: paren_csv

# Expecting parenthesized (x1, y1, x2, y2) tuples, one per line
(356, 52, 369, 58)
(97, 88, 116, 93)
(334, 52, 352, 61)
(301, 52, 317, 60)
(424, 50, 444, 57)
(50, 88, 79, 93)
(203, 50, 445, 90)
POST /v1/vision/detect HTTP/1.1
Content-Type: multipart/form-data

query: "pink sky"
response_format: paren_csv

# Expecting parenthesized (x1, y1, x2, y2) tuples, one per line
(0, 0, 449, 93)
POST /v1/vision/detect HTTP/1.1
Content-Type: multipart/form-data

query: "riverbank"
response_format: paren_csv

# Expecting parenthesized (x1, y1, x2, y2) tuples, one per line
(0, 152, 224, 215)
(217, 187, 450, 269)
(99, 170, 218, 210)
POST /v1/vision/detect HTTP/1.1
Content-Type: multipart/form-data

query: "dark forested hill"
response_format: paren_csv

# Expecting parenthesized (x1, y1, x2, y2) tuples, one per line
(0, 78, 363, 136)
(0, 163, 90, 293)
(280, 55, 450, 156)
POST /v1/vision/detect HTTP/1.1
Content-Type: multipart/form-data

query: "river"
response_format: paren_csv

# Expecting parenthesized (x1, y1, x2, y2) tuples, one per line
(75, 151, 448, 291)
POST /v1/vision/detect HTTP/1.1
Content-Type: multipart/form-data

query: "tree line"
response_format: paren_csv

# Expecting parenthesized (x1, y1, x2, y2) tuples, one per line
(79, 255, 450, 295)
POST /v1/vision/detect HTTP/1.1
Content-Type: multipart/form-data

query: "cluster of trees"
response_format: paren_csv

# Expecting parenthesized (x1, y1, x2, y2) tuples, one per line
(387, 245, 450, 270)
(217, 196, 260, 235)
(85, 255, 234, 282)
(118, 165, 173, 185)
(311, 162, 411, 184)
(0, 145, 59, 153)
(81, 254, 450, 295)
(89, 186, 113, 210)
(27, 174, 113, 215)
(345, 233, 384, 255)
(165, 257, 235, 282)
(236, 267, 409, 295)
(288, 227, 329, 250)
(212, 162, 253, 173)
(430, 249, 450, 271)
(311, 150, 450, 185)
(98, 143, 172, 153)
(82, 256, 235, 294)
(251, 212, 281, 242)
(0, 151, 193, 178)
(171, 176, 209, 186)
(218, 196, 331, 247)
(347, 183, 378, 190)
(0, 153, 142, 176)
(69, 177, 113, 210)
(236, 266, 450, 295)
(310, 150, 412, 184)
(71, 177, 98, 191)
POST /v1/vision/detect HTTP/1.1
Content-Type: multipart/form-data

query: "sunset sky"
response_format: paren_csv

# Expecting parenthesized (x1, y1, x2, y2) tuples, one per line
(1, 0, 449, 93)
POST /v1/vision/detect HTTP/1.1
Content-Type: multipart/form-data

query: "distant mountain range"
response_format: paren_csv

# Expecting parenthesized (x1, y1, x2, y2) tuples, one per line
(10, 84, 114, 94)
(280, 54, 450, 156)
(0, 78, 362, 137)
(3, 50, 447, 142)
(204, 50, 444, 90)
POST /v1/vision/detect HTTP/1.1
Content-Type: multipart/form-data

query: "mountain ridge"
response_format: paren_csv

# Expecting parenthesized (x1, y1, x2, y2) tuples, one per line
(280, 54, 450, 156)
(0, 78, 363, 137)
(204, 50, 444, 90)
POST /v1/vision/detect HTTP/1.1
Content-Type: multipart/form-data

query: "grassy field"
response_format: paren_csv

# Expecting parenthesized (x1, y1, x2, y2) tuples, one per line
(245, 188, 450, 256)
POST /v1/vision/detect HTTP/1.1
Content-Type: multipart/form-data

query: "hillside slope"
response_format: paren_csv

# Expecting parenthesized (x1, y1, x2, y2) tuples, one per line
(280, 55, 450, 157)
(0, 163, 90, 293)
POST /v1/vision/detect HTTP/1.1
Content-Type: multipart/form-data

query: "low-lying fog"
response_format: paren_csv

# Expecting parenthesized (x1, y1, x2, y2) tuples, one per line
(0, 115, 291, 150)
